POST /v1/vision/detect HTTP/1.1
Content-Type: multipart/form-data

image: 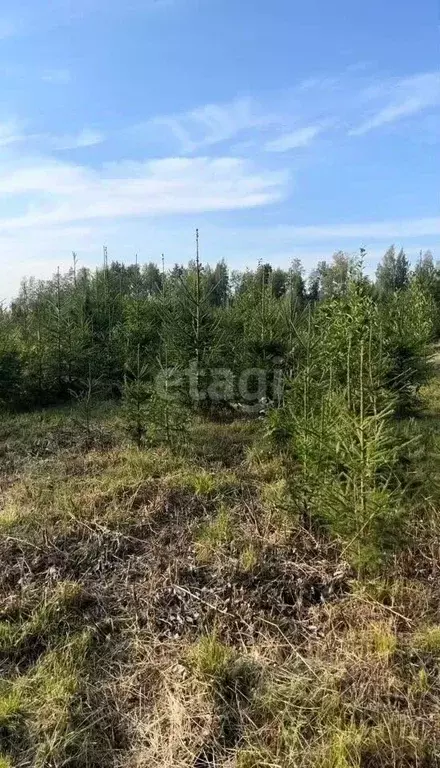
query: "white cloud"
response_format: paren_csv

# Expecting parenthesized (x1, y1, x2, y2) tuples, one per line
(0, 124, 103, 152)
(265, 124, 327, 152)
(0, 120, 24, 147)
(0, 153, 288, 299)
(0, 68, 438, 300)
(0, 155, 288, 233)
(269, 217, 440, 241)
(52, 129, 105, 150)
(350, 72, 440, 135)
(138, 71, 440, 158)
(151, 97, 278, 153)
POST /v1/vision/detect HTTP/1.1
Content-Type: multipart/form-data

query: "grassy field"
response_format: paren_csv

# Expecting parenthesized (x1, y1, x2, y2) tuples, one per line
(1, 379, 440, 767)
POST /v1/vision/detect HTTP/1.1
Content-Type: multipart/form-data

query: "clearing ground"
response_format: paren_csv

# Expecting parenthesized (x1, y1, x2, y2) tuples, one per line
(1, 381, 440, 767)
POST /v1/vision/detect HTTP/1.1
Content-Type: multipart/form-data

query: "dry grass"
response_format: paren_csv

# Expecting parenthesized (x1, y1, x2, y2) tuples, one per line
(0, 395, 439, 767)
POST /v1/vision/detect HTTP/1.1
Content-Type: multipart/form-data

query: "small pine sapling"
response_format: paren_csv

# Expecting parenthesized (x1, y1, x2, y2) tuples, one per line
(122, 345, 151, 448)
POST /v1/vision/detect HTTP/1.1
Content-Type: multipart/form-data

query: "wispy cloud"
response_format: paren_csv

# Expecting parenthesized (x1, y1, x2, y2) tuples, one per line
(0, 64, 438, 300)
(275, 216, 440, 241)
(350, 72, 440, 135)
(150, 97, 278, 153)
(0, 120, 25, 148)
(265, 123, 327, 152)
(0, 155, 288, 232)
(133, 71, 440, 158)
(0, 123, 104, 153)
(52, 129, 105, 150)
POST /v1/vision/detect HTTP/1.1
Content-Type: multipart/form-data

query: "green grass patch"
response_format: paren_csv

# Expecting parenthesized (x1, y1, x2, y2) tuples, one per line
(412, 624, 440, 654)
(0, 582, 88, 658)
(188, 634, 234, 682)
(195, 505, 235, 563)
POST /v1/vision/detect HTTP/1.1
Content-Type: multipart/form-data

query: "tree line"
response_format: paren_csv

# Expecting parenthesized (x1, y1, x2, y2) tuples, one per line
(0, 240, 437, 428)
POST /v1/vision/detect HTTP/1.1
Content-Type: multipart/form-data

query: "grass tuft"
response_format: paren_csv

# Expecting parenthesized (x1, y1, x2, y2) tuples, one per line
(188, 634, 234, 682)
(412, 624, 440, 654)
(195, 506, 235, 563)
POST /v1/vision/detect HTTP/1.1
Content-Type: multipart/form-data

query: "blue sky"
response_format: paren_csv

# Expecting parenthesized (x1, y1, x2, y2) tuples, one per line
(0, 0, 439, 297)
